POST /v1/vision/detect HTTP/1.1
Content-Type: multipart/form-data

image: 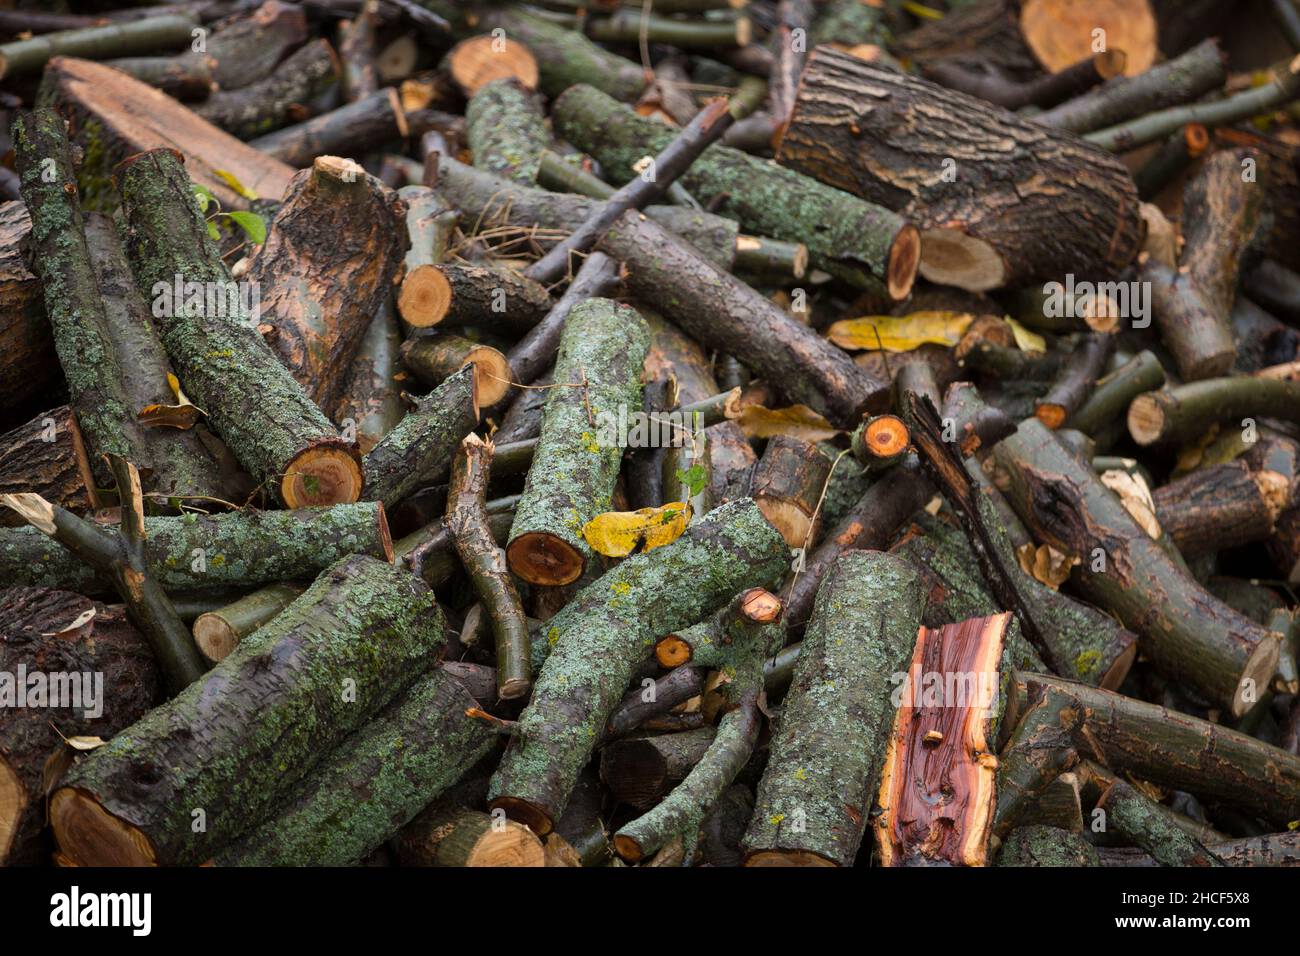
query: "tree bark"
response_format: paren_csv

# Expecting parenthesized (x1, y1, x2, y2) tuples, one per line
(0, 202, 55, 418)
(248, 88, 408, 167)
(195, 37, 339, 140)
(0, 13, 197, 80)
(466, 77, 548, 185)
(0, 406, 98, 525)
(1097, 779, 1224, 867)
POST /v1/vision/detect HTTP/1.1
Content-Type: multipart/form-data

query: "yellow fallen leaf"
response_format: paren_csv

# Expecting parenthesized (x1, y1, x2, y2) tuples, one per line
(737, 404, 841, 442)
(1005, 317, 1047, 353)
(212, 168, 259, 201)
(1016, 542, 1078, 590)
(583, 502, 692, 558)
(65, 736, 107, 751)
(139, 373, 204, 429)
(826, 311, 973, 352)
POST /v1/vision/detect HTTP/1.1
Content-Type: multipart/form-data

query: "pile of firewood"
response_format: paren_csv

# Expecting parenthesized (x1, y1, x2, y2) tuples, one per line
(3, 0, 1300, 869)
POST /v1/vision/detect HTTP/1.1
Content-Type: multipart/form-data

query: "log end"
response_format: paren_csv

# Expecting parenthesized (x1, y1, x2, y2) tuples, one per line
(498, 675, 532, 701)
(465, 820, 546, 866)
(654, 634, 693, 667)
(862, 414, 911, 459)
(193, 613, 239, 663)
(50, 787, 158, 867)
(506, 531, 585, 586)
(465, 345, 512, 407)
(447, 35, 540, 97)
(755, 496, 816, 549)
(397, 263, 449, 327)
(739, 587, 783, 623)
(744, 849, 838, 867)
(612, 832, 646, 863)
(1126, 392, 1166, 446)
(888, 224, 922, 301)
(281, 440, 363, 507)
(1234, 636, 1281, 719)
(1034, 401, 1069, 430)
(487, 795, 553, 837)
(917, 228, 1007, 293)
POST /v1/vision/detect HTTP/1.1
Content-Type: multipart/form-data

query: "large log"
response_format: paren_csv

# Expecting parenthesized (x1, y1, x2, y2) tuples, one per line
(775, 46, 1144, 292)
(0, 202, 55, 418)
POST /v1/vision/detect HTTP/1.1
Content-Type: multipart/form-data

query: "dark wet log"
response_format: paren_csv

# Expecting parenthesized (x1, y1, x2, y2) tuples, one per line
(776, 46, 1144, 293)
(0, 406, 97, 525)
(248, 88, 408, 167)
(0, 202, 55, 417)
(50, 554, 444, 866)
(925, 50, 1125, 111)
(601, 728, 717, 811)
(195, 37, 339, 139)
(604, 665, 706, 739)
(250, 155, 406, 408)
(200, 0, 309, 91)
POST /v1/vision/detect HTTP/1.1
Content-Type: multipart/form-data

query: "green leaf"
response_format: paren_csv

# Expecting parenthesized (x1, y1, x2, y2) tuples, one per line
(191, 182, 215, 214)
(224, 210, 267, 245)
(206, 220, 220, 241)
(674, 464, 707, 498)
(212, 168, 259, 201)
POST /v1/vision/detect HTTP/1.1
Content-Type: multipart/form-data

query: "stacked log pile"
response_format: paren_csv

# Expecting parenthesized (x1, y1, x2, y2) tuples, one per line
(2, 0, 1300, 871)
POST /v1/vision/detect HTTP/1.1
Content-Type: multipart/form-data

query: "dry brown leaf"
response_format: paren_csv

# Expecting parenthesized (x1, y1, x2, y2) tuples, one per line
(736, 404, 841, 443)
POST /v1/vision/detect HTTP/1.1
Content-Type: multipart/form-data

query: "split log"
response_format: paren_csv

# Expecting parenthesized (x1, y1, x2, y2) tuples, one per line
(0, 407, 97, 524)
(0, 500, 392, 594)
(0, 202, 55, 417)
(194, 37, 340, 140)
(1009, 673, 1300, 827)
(192, 582, 303, 662)
(39, 56, 294, 211)
(212, 669, 499, 866)
(116, 147, 361, 507)
(875, 613, 1010, 867)
(248, 88, 408, 167)
(394, 803, 544, 867)
(744, 550, 924, 866)
(749, 435, 832, 549)
(448, 434, 531, 699)
(332, 299, 406, 454)
(1097, 779, 1224, 867)
(989, 411, 1279, 717)
(465, 78, 548, 185)
(50, 554, 444, 866)
(362, 364, 479, 509)
(0, 589, 159, 866)
(490, 497, 788, 835)
(506, 298, 649, 587)
(552, 84, 919, 298)
(0, 13, 197, 80)
(775, 46, 1144, 292)
(596, 210, 890, 425)
(250, 155, 406, 408)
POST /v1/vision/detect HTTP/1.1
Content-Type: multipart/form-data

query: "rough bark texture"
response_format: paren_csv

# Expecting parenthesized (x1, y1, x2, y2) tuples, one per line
(50, 554, 444, 866)
(0, 202, 55, 417)
(744, 550, 925, 866)
(250, 155, 407, 408)
(1098, 779, 1224, 867)
(212, 669, 495, 865)
(750, 435, 832, 548)
(248, 88, 408, 168)
(0, 406, 97, 524)
(362, 364, 479, 509)
(332, 299, 406, 454)
(996, 825, 1100, 866)
(1152, 457, 1292, 558)
(489, 497, 788, 835)
(776, 46, 1144, 292)
(552, 84, 919, 298)
(465, 77, 548, 185)
(506, 298, 650, 586)
(0, 588, 159, 866)
(116, 147, 361, 507)
(194, 37, 339, 140)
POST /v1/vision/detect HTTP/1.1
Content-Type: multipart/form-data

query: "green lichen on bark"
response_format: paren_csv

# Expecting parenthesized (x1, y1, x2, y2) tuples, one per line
(363, 365, 479, 508)
(552, 84, 908, 293)
(212, 669, 494, 866)
(55, 554, 445, 866)
(996, 825, 1100, 867)
(465, 78, 548, 185)
(11, 109, 144, 470)
(0, 503, 390, 591)
(743, 549, 925, 866)
(114, 147, 351, 501)
(1101, 780, 1225, 867)
(507, 298, 650, 581)
(490, 497, 789, 833)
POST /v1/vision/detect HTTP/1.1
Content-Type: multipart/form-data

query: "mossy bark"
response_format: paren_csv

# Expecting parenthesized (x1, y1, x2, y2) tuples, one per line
(115, 147, 360, 507)
(362, 364, 480, 509)
(743, 550, 925, 866)
(490, 497, 789, 834)
(466, 77, 548, 185)
(552, 83, 916, 296)
(996, 825, 1100, 866)
(211, 669, 495, 866)
(0, 502, 392, 592)
(1098, 779, 1224, 867)
(506, 298, 650, 586)
(51, 554, 446, 866)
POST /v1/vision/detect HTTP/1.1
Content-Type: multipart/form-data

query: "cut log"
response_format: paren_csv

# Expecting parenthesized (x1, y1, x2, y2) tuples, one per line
(0, 13, 197, 80)
(875, 613, 1010, 867)
(601, 727, 717, 810)
(115, 147, 360, 507)
(1152, 451, 1295, 558)
(506, 298, 649, 586)
(248, 88, 408, 167)
(200, 0, 309, 91)
(394, 804, 544, 867)
(0, 198, 56, 417)
(1035, 332, 1115, 429)
(38, 56, 294, 210)
(212, 669, 499, 866)
(743, 550, 924, 866)
(750, 435, 832, 548)
(775, 46, 1144, 292)
(192, 582, 303, 663)
(401, 333, 511, 407)
(0, 589, 159, 866)
(551, 84, 919, 298)
(50, 554, 444, 866)
(490, 497, 788, 835)
(1097, 779, 1224, 867)
(394, 184, 458, 329)
(406, 262, 552, 334)
(444, 34, 539, 97)
(0, 406, 98, 525)
(194, 37, 340, 140)
(465, 78, 548, 185)
(1128, 374, 1300, 448)
(250, 155, 406, 408)
(1019, 0, 1157, 76)
(102, 54, 216, 100)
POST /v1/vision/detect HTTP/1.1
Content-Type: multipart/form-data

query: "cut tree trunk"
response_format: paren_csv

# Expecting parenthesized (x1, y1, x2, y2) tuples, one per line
(0, 202, 56, 417)
(250, 155, 407, 408)
(191, 582, 303, 662)
(0, 406, 98, 525)
(601, 727, 718, 810)
(394, 804, 544, 867)
(406, 262, 552, 334)
(116, 147, 361, 507)
(194, 37, 340, 140)
(400, 334, 511, 406)
(749, 435, 832, 548)
(775, 46, 1144, 292)
(201, 0, 308, 91)
(50, 554, 445, 866)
